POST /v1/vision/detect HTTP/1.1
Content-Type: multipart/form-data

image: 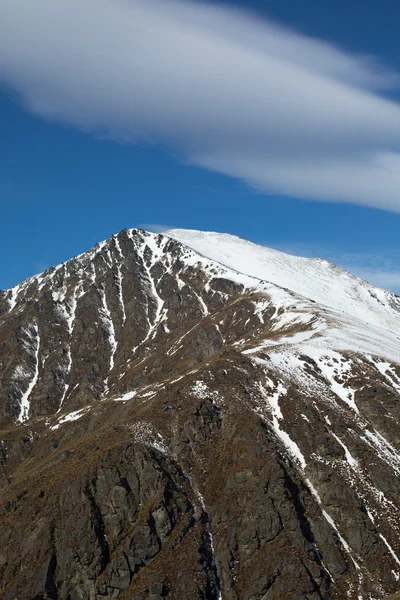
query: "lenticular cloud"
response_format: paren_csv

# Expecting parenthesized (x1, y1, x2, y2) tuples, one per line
(1, 0, 400, 211)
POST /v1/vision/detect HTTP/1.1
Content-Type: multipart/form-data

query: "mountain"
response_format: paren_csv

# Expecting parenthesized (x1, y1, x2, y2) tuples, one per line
(0, 228, 399, 600)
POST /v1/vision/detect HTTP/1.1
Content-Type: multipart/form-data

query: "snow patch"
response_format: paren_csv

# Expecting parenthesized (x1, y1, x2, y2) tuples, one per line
(256, 377, 307, 469)
(50, 407, 89, 429)
(331, 432, 358, 469)
(114, 390, 137, 402)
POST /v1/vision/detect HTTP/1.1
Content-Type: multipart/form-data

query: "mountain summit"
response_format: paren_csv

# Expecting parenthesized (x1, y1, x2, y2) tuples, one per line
(0, 228, 399, 600)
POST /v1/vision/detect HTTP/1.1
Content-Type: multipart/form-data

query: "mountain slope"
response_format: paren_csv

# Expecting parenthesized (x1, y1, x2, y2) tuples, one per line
(0, 228, 399, 600)
(166, 229, 400, 342)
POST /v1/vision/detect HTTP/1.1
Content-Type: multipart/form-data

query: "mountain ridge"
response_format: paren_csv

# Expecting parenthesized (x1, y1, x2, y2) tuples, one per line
(165, 229, 400, 330)
(0, 227, 399, 599)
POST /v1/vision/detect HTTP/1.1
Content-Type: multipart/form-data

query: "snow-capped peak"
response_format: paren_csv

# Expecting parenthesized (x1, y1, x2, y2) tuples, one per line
(165, 229, 400, 334)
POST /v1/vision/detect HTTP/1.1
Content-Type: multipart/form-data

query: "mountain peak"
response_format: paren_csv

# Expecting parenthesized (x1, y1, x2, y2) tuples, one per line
(1, 227, 400, 599)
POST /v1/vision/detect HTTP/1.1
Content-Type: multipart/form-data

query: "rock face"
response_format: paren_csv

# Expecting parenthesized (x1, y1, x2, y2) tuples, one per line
(0, 228, 400, 600)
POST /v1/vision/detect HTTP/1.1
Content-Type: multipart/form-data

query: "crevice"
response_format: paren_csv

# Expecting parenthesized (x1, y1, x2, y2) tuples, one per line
(147, 511, 163, 553)
(300, 559, 326, 599)
(199, 510, 222, 600)
(84, 484, 110, 572)
(282, 466, 317, 548)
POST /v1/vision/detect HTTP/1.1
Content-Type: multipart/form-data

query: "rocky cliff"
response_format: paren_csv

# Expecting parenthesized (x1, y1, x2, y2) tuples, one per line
(0, 228, 399, 600)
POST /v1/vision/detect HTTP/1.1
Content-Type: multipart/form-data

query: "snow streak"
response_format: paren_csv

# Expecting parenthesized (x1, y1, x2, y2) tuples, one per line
(98, 285, 117, 373)
(260, 379, 307, 469)
(17, 323, 40, 422)
(115, 265, 126, 324)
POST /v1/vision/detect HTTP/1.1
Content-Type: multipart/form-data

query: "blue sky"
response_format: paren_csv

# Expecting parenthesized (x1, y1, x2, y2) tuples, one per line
(1, 0, 400, 291)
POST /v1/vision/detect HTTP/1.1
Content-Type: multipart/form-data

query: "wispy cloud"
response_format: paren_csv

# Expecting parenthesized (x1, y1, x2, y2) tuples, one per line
(138, 223, 174, 233)
(339, 254, 400, 293)
(353, 270, 400, 293)
(2, 0, 400, 211)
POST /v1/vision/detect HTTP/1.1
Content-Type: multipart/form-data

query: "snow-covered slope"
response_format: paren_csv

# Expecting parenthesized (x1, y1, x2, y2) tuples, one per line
(165, 228, 400, 365)
(166, 229, 400, 333)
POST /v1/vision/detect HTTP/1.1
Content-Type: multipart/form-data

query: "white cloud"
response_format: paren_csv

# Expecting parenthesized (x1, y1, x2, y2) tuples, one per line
(1, 0, 400, 210)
